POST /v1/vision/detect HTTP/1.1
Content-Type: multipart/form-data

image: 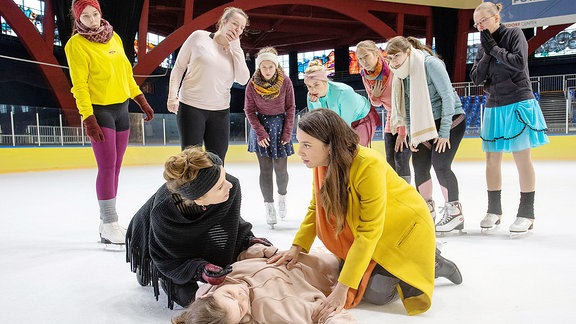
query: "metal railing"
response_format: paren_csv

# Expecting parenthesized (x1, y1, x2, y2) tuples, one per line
(1, 74, 575, 147)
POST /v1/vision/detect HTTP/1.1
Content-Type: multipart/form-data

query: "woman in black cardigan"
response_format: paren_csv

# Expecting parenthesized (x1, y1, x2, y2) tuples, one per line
(126, 147, 272, 309)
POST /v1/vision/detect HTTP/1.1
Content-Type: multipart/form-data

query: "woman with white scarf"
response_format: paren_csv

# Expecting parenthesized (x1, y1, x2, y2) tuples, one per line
(386, 36, 466, 233)
(356, 40, 412, 185)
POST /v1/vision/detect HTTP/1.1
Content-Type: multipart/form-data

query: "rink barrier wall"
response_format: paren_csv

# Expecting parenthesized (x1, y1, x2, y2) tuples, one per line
(1, 135, 575, 173)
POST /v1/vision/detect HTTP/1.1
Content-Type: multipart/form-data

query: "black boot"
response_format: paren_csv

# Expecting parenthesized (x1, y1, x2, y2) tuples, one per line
(435, 249, 463, 285)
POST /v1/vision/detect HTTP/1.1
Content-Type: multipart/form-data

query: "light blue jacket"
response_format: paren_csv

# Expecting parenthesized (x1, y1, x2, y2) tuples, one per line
(307, 81, 370, 125)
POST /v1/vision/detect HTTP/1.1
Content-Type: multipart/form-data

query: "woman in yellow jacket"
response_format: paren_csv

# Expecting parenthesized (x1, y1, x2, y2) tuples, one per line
(269, 108, 462, 321)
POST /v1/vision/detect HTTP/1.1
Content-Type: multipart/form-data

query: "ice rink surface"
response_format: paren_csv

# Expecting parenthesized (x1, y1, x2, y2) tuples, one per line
(1, 159, 575, 323)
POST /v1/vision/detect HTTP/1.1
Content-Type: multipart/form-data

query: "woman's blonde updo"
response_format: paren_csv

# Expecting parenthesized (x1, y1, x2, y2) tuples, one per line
(304, 60, 326, 75)
(163, 147, 215, 192)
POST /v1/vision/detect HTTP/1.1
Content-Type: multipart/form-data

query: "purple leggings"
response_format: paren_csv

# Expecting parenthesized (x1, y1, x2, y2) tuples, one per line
(91, 101, 130, 200)
(91, 128, 129, 200)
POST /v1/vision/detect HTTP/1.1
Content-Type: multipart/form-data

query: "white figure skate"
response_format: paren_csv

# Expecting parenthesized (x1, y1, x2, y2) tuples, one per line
(100, 221, 126, 250)
(509, 217, 534, 238)
(480, 213, 501, 233)
(435, 201, 466, 236)
(265, 202, 277, 229)
(277, 194, 287, 220)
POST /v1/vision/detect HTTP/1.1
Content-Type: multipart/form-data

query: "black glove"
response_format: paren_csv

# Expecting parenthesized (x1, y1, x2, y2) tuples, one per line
(200, 263, 232, 285)
(481, 30, 497, 54)
(249, 236, 272, 247)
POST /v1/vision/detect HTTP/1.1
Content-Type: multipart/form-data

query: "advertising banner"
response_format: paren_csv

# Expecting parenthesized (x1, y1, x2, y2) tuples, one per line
(497, 0, 576, 28)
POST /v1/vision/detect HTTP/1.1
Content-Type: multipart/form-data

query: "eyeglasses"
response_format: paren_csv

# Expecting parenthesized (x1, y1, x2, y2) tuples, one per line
(473, 15, 495, 29)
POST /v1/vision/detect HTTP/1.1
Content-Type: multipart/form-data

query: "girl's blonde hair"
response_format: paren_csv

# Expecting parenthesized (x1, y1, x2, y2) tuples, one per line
(172, 294, 256, 324)
(474, 1, 502, 15)
(356, 40, 384, 60)
(172, 295, 228, 324)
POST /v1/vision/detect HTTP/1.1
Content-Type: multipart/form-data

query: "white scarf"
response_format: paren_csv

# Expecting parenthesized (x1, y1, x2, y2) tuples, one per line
(390, 47, 438, 146)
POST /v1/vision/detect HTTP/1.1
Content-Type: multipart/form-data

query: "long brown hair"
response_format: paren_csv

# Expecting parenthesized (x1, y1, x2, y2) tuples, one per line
(298, 109, 359, 234)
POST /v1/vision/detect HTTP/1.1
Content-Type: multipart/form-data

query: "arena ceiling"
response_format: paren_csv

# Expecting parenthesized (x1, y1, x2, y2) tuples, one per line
(146, 0, 481, 55)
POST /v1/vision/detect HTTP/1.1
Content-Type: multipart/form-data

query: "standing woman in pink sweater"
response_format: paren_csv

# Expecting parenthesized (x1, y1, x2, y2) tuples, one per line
(167, 7, 250, 161)
(244, 47, 296, 228)
(356, 40, 411, 184)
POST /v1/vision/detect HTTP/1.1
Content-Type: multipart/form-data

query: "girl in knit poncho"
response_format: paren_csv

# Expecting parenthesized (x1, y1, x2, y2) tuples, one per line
(126, 147, 273, 309)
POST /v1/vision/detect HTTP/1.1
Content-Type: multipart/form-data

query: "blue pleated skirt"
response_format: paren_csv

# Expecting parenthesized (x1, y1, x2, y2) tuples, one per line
(248, 113, 295, 159)
(481, 99, 549, 153)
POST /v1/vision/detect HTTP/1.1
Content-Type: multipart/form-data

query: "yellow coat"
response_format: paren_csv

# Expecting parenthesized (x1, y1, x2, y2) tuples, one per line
(293, 146, 435, 315)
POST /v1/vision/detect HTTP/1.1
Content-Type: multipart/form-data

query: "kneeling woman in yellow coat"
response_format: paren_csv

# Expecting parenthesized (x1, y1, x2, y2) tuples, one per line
(269, 108, 462, 321)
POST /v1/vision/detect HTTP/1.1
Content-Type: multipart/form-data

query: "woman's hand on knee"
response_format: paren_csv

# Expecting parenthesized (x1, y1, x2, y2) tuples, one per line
(434, 137, 451, 153)
(395, 135, 408, 152)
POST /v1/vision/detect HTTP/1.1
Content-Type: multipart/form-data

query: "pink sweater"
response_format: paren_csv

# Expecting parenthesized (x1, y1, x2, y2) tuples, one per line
(168, 30, 250, 111)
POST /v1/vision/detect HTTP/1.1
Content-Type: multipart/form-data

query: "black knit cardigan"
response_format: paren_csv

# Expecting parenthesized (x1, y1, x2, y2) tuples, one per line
(126, 174, 254, 308)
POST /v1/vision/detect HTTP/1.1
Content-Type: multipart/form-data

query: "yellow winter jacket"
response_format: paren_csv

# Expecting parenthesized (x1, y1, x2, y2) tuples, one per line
(293, 146, 435, 315)
(64, 32, 142, 120)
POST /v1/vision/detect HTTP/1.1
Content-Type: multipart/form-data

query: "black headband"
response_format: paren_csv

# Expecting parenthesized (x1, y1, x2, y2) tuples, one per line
(175, 152, 223, 200)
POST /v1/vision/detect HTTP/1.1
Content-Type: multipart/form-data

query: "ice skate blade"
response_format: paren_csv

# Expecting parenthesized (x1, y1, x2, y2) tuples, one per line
(480, 225, 499, 234)
(99, 237, 126, 251)
(509, 230, 533, 239)
(99, 240, 125, 251)
(436, 229, 467, 237)
(103, 243, 125, 251)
